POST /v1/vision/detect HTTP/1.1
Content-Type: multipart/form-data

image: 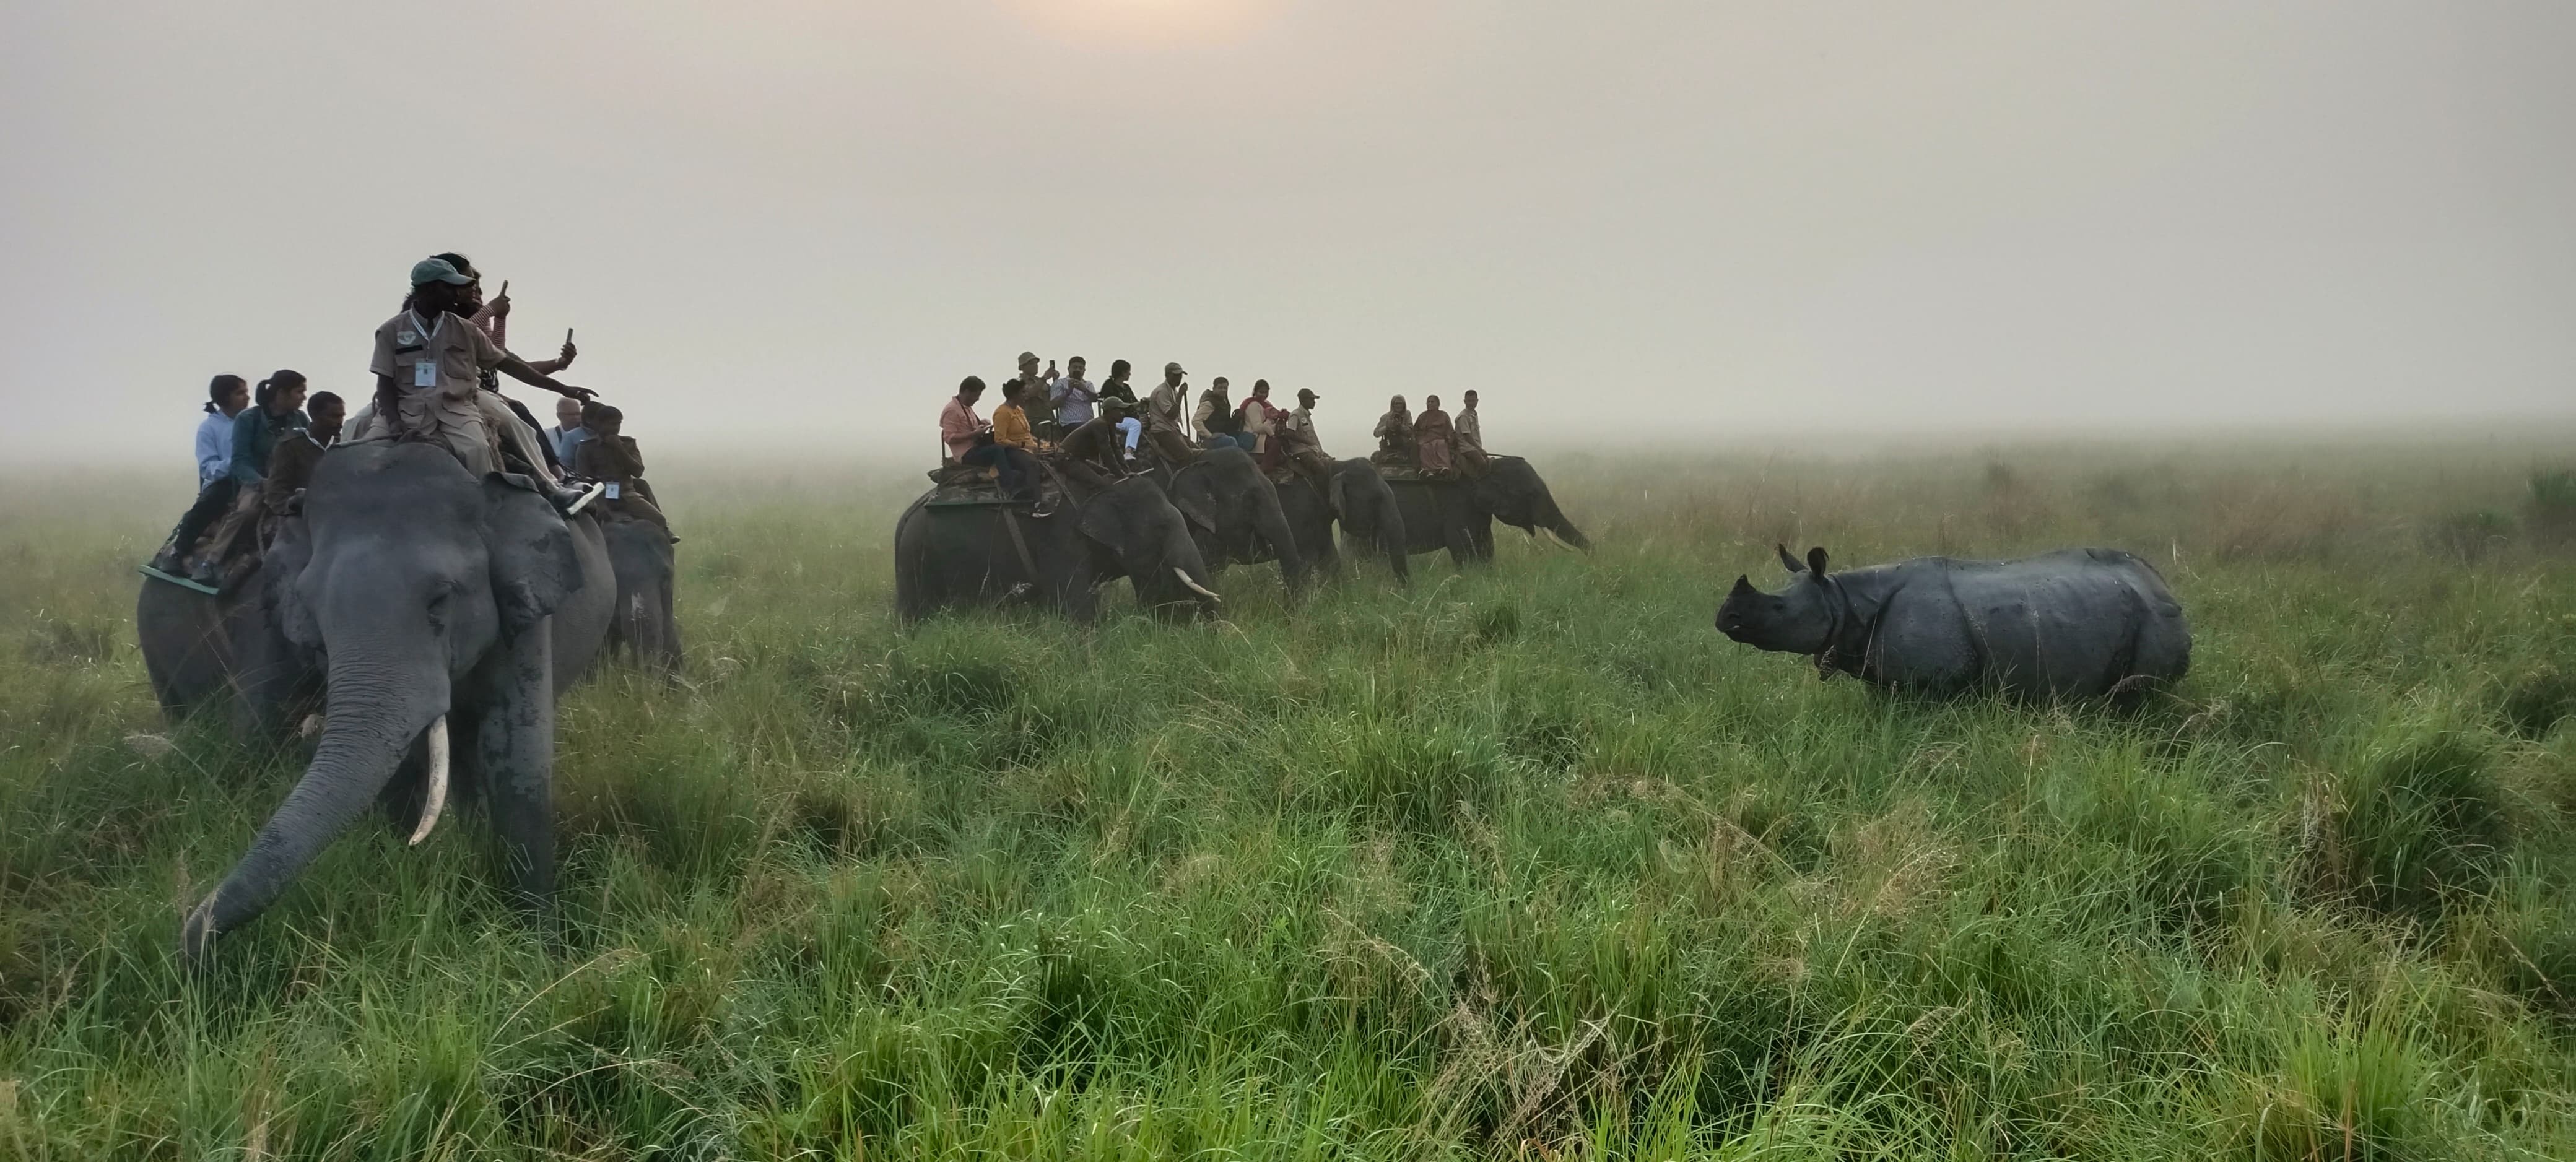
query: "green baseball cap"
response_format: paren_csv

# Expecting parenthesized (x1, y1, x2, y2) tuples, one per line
(410, 258, 473, 287)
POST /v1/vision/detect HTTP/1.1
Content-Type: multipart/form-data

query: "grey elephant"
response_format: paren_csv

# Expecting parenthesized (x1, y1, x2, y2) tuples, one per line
(599, 519, 682, 674)
(894, 474, 1221, 623)
(1388, 455, 1590, 565)
(1273, 457, 1411, 584)
(1151, 446, 1307, 594)
(1715, 544, 2191, 703)
(181, 443, 615, 963)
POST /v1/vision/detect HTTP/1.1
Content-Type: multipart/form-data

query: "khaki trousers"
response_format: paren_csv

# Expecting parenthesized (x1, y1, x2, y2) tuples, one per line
(348, 388, 548, 479)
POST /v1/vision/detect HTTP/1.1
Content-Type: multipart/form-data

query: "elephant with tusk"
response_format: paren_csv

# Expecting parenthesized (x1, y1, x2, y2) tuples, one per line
(181, 442, 614, 967)
(1141, 446, 1308, 597)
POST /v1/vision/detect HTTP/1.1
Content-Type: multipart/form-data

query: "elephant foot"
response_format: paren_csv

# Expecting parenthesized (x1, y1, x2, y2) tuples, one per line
(180, 896, 221, 972)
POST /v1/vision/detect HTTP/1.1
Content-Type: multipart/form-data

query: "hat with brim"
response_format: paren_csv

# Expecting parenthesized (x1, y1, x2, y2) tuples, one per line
(1297, 389, 1321, 401)
(411, 258, 473, 287)
(1165, 362, 1185, 375)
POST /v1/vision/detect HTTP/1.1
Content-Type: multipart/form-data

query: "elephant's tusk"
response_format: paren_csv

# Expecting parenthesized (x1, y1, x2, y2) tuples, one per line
(1173, 567, 1222, 602)
(408, 715, 450, 847)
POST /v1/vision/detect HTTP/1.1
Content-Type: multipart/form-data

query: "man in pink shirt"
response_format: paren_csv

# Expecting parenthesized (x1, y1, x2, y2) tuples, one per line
(941, 376, 990, 462)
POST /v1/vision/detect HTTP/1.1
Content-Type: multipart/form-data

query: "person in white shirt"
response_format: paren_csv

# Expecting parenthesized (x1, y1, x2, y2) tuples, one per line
(196, 375, 248, 486)
(152, 375, 251, 573)
(1050, 355, 1097, 431)
(544, 395, 593, 468)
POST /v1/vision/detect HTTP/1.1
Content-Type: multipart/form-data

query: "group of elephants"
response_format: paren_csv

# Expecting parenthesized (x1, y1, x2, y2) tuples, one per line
(892, 446, 1591, 621)
(138, 442, 2189, 967)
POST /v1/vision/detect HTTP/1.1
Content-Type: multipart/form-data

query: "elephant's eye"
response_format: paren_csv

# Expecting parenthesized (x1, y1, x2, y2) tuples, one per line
(425, 588, 450, 634)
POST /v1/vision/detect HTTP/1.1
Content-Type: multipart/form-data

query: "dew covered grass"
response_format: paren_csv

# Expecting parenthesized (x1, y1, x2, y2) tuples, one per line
(4, 436, 2576, 1158)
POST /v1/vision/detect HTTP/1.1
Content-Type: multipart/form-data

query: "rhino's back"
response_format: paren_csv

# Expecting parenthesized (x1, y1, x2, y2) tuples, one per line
(1887, 548, 2187, 696)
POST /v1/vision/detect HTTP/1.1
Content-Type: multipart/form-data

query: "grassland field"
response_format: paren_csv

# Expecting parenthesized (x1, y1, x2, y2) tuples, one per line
(5, 434, 2576, 1159)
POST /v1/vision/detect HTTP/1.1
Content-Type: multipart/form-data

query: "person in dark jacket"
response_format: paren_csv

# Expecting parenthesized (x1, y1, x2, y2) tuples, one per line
(572, 402, 674, 539)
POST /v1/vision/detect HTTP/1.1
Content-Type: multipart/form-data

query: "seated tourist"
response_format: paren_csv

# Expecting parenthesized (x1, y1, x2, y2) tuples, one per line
(149, 375, 250, 574)
(257, 390, 342, 542)
(1414, 393, 1457, 478)
(1371, 394, 1415, 470)
(572, 403, 674, 539)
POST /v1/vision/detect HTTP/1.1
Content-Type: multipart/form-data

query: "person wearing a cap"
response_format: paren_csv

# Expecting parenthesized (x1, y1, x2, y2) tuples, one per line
(1279, 388, 1336, 509)
(1141, 362, 1199, 466)
(572, 402, 673, 539)
(1055, 397, 1134, 489)
(1009, 353, 1059, 440)
(367, 258, 598, 510)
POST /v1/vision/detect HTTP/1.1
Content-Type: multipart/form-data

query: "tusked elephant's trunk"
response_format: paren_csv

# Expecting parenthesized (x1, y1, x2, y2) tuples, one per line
(1539, 501, 1590, 551)
(183, 640, 449, 961)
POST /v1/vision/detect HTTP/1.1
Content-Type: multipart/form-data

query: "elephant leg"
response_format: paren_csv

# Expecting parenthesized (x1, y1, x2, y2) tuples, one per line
(470, 626, 560, 931)
(1053, 566, 1100, 623)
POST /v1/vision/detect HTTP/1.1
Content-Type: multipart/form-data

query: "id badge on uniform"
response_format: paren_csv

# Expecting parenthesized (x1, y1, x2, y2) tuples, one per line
(605, 483, 621, 500)
(412, 358, 437, 389)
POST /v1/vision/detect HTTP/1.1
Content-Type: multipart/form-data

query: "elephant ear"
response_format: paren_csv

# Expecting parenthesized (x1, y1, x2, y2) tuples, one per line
(1168, 472, 1220, 534)
(264, 514, 321, 651)
(1076, 484, 1136, 551)
(482, 481, 581, 633)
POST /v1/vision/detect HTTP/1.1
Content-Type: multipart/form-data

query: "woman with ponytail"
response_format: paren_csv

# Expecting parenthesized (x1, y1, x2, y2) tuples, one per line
(148, 375, 251, 576)
(195, 375, 249, 486)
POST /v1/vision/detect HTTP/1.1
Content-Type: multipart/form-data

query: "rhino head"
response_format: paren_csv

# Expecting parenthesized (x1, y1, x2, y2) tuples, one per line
(1715, 544, 1838, 654)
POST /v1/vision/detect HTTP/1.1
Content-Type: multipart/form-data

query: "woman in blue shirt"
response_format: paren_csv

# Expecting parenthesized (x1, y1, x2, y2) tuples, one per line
(149, 375, 250, 574)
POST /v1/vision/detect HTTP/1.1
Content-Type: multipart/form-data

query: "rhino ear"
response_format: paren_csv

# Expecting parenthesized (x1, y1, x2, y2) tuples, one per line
(1806, 547, 1829, 576)
(1777, 544, 1804, 574)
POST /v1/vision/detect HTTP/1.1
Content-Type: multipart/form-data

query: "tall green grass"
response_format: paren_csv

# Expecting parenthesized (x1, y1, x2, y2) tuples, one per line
(4, 437, 2576, 1158)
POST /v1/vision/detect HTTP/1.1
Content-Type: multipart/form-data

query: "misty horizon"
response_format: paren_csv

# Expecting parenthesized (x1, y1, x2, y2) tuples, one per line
(6, 1, 2572, 470)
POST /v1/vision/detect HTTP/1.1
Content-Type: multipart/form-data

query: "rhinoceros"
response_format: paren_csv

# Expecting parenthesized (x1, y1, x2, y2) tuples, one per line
(1715, 545, 2190, 702)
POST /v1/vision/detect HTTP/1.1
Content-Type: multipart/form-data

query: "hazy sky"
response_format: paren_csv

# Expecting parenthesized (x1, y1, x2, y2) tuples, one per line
(5, 1, 2572, 466)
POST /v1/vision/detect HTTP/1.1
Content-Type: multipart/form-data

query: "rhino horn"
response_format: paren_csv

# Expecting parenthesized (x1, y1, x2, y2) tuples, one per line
(1730, 574, 1758, 596)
